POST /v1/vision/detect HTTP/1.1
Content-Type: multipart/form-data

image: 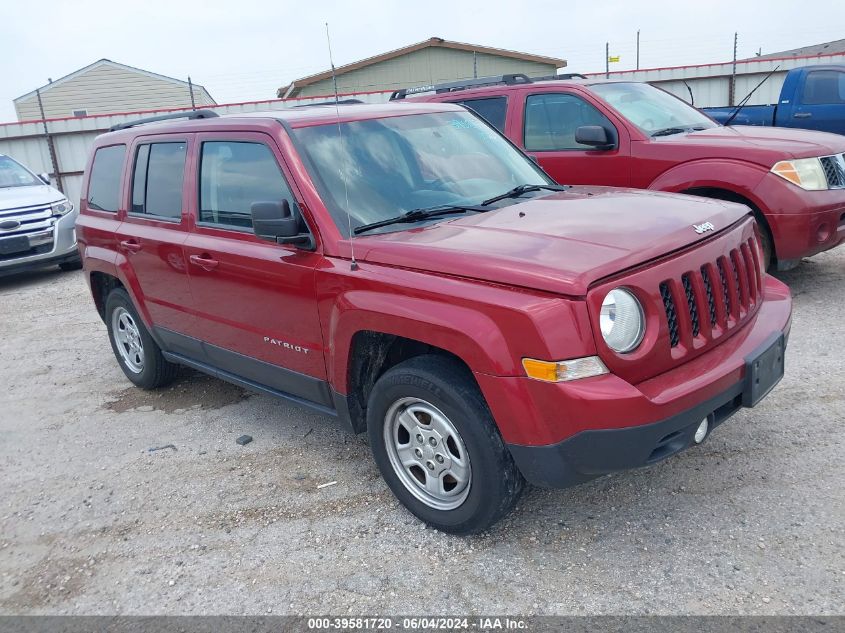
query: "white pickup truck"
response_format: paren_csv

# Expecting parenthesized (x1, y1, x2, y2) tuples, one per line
(0, 153, 80, 275)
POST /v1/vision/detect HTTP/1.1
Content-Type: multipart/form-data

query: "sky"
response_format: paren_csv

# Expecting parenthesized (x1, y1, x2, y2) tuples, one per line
(2, 0, 844, 122)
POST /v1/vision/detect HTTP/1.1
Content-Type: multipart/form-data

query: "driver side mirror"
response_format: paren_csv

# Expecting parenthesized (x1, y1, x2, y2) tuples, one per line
(575, 125, 615, 150)
(38, 173, 50, 184)
(251, 200, 315, 250)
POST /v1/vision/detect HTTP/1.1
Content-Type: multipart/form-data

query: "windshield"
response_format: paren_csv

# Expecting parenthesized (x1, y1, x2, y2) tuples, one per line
(591, 82, 717, 136)
(292, 111, 552, 235)
(0, 155, 41, 188)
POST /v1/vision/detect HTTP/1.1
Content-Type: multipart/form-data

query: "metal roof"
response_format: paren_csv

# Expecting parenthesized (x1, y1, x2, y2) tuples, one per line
(746, 38, 845, 61)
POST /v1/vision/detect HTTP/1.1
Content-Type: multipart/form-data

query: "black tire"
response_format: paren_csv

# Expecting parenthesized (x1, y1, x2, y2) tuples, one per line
(105, 288, 179, 389)
(757, 224, 774, 272)
(367, 355, 524, 534)
(59, 258, 83, 272)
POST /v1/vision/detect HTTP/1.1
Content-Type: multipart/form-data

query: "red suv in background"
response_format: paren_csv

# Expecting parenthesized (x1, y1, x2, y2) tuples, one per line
(403, 74, 845, 270)
(77, 104, 791, 533)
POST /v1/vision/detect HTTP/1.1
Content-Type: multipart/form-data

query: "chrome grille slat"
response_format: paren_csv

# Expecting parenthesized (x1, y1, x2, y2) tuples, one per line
(820, 154, 845, 189)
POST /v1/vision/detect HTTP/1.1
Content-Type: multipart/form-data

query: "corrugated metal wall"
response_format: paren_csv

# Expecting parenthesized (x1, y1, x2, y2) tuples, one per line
(589, 52, 845, 108)
(0, 90, 392, 210)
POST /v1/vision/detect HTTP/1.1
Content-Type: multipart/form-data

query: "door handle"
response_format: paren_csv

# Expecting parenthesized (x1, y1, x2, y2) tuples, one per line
(119, 239, 141, 254)
(189, 254, 219, 271)
(793, 112, 812, 118)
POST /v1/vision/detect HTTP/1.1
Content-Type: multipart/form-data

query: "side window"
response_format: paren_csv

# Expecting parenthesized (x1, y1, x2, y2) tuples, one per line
(524, 93, 615, 151)
(455, 97, 508, 132)
(199, 141, 292, 229)
(130, 142, 187, 220)
(87, 145, 126, 212)
(802, 70, 845, 105)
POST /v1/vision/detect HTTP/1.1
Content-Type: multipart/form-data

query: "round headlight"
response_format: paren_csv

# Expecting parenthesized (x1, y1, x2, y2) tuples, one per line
(599, 288, 645, 353)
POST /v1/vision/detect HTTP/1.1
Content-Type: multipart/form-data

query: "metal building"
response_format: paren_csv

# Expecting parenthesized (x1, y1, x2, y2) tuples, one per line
(587, 39, 845, 108)
(279, 37, 566, 98)
(13, 59, 216, 122)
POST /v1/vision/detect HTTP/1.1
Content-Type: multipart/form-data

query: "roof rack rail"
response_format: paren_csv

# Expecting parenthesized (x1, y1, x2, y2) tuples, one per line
(390, 72, 588, 100)
(109, 109, 220, 132)
(291, 98, 364, 108)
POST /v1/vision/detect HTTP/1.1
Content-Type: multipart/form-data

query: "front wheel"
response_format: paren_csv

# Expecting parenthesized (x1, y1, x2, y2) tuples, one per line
(367, 355, 524, 534)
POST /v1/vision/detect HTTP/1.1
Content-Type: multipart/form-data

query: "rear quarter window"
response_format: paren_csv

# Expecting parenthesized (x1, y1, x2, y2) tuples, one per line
(87, 145, 126, 212)
(452, 97, 508, 132)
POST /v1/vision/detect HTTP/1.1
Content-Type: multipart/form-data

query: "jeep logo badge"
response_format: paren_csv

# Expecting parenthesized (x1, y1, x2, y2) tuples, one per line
(693, 221, 715, 234)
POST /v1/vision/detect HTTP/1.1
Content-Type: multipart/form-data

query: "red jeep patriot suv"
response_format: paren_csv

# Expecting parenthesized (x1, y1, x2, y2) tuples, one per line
(77, 103, 792, 534)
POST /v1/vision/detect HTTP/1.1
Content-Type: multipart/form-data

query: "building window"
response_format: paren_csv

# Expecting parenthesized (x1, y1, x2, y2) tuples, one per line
(72, 109, 88, 117)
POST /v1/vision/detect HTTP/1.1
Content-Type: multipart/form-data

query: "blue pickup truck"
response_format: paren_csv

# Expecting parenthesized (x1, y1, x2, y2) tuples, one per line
(704, 65, 845, 135)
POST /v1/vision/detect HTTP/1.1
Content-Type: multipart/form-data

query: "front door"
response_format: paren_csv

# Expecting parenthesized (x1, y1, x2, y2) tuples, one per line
(182, 132, 329, 406)
(115, 136, 194, 336)
(519, 91, 631, 187)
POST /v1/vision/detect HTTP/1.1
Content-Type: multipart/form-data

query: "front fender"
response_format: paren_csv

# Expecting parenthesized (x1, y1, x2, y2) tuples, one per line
(648, 159, 772, 212)
(326, 290, 514, 392)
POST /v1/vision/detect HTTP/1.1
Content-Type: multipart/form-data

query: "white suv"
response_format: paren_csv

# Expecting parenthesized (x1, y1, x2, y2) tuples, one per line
(0, 153, 80, 275)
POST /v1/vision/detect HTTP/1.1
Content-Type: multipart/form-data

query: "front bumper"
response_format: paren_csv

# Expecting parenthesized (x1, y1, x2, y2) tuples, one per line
(508, 335, 783, 488)
(0, 209, 79, 275)
(753, 172, 845, 266)
(475, 276, 792, 488)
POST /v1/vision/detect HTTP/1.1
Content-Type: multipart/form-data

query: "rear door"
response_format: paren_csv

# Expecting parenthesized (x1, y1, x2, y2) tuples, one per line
(115, 135, 194, 338)
(517, 90, 631, 186)
(182, 132, 329, 406)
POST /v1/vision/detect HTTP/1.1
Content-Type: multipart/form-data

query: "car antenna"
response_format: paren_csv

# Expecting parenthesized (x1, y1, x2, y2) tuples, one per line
(326, 22, 358, 271)
(723, 65, 780, 127)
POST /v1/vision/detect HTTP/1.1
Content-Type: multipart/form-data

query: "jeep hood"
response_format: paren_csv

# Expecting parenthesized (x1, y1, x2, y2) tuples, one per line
(351, 187, 749, 296)
(0, 184, 64, 212)
(651, 125, 845, 161)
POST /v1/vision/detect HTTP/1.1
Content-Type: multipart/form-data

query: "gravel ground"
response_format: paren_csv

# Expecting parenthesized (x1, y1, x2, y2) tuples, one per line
(0, 249, 842, 616)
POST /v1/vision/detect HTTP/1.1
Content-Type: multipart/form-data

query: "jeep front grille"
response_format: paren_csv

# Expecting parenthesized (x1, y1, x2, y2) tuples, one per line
(660, 237, 761, 348)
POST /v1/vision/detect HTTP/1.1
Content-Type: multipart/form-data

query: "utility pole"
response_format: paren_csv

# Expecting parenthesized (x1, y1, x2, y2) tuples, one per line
(35, 87, 63, 194)
(188, 76, 197, 110)
(605, 42, 609, 78)
(636, 30, 640, 70)
(729, 32, 738, 106)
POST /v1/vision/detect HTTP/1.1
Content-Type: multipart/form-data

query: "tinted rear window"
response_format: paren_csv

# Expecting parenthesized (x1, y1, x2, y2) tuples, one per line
(130, 142, 187, 219)
(453, 97, 507, 132)
(87, 145, 126, 212)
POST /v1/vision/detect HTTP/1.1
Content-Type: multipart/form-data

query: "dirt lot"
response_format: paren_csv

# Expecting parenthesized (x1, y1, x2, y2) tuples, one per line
(0, 250, 842, 616)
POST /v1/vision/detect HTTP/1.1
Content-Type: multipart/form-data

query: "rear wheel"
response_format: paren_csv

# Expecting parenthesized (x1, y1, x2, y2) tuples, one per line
(105, 288, 179, 389)
(367, 355, 524, 534)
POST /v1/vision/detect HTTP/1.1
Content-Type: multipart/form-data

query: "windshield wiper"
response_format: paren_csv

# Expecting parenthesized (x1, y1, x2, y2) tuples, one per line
(481, 183, 568, 206)
(352, 204, 487, 235)
(651, 125, 708, 137)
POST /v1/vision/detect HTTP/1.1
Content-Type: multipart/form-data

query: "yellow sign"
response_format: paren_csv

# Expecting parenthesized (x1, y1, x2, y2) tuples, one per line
(608, 55, 620, 63)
